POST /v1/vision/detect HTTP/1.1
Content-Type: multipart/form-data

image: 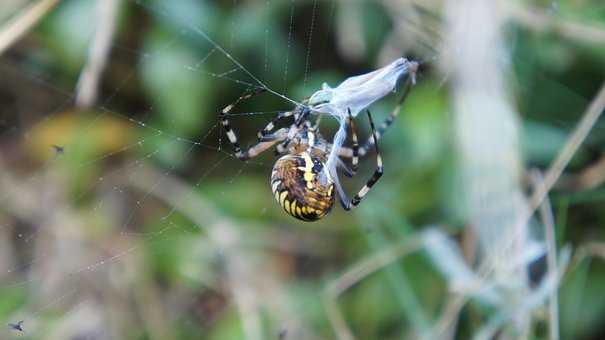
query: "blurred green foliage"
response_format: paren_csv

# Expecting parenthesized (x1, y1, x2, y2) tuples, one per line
(0, 0, 605, 339)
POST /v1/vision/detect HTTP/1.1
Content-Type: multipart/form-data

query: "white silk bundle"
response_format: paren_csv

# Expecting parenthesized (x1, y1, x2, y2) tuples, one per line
(308, 57, 418, 183)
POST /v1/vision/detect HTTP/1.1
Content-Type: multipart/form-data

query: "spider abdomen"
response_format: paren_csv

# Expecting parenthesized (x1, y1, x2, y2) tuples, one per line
(271, 152, 335, 221)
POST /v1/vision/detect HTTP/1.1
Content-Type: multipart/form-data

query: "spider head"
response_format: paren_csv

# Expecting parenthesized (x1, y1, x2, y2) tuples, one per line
(271, 152, 335, 221)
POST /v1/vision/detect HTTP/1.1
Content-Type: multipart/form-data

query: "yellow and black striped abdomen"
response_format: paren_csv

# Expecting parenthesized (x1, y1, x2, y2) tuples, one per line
(271, 153, 335, 221)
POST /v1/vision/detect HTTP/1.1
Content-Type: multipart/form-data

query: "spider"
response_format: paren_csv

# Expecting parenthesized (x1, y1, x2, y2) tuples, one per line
(218, 69, 415, 221)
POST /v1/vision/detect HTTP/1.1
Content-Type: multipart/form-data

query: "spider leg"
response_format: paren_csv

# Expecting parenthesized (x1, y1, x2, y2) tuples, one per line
(357, 78, 414, 156)
(347, 108, 359, 175)
(312, 114, 322, 130)
(220, 88, 294, 160)
(240, 128, 288, 159)
(219, 88, 266, 158)
(337, 77, 415, 160)
(256, 110, 295, 141)
(337, 158, 354, 178)
(335, 174, 351, 210)
(343, 110, 383, 210)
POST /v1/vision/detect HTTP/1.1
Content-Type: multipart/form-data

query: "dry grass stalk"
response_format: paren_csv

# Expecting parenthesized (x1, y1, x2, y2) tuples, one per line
(557, 154, 605, 191)
(323, 236, 423, 339)
(443, 0, 539, 337)
(444, 0, 529, 278)
(508, 3, 605, 47)
(529, 82, 605, 209)
(75, 0, 119, 109)
(0, 0, 61, 56)
(534, 171, 560, 340)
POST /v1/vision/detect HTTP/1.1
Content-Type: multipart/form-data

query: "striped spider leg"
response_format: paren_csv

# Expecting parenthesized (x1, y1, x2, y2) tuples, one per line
(338, 75, 414, 159)
(218, 88, 297, 160)
(333, 75, 416, 209)
(335, 110, 383, 210)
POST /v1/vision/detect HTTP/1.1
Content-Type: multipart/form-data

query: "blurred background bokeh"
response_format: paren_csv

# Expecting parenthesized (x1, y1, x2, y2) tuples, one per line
(0, 0, 604, 339)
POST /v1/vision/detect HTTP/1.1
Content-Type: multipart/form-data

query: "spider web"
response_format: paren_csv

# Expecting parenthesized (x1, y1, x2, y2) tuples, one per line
(0, 1, 436, 338)
(0, 1, 319, 337)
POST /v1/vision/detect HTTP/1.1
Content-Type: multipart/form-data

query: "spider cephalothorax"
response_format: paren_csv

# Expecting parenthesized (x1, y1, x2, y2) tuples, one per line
(217, 58, 417, 221)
